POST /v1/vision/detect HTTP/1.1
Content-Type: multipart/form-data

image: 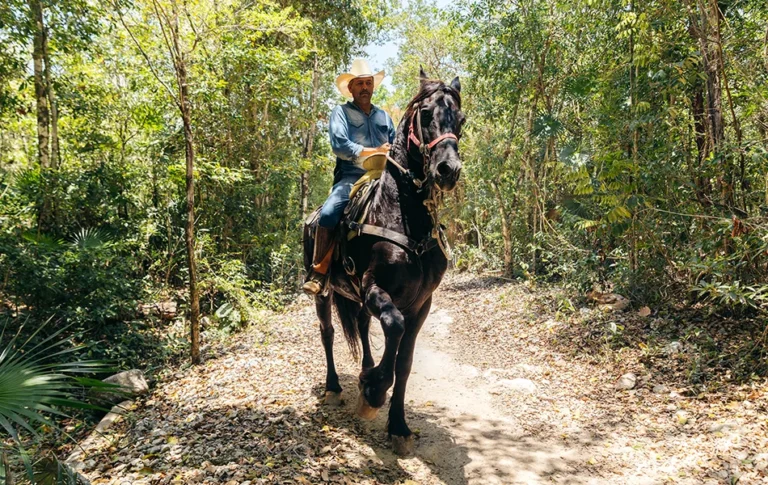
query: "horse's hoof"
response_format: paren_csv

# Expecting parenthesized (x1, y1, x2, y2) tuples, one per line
(391, 434, 415, 456)
(356, 393, 379, 420)
(324, 391, 343, 407)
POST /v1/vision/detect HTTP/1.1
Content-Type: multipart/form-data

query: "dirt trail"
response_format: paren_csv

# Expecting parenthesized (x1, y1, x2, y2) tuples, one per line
(74, 275, 767, 485)
(361, 305, 594, 484)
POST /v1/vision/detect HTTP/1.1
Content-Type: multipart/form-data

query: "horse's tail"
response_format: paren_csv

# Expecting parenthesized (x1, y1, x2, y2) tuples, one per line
(333, 294, 361, 361)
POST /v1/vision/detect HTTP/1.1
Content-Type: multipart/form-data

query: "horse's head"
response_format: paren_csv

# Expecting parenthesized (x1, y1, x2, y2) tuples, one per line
(406, 68, 465, 192)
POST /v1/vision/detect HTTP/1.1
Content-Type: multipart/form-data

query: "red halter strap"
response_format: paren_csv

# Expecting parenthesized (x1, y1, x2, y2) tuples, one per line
(407, 109, 458, 153)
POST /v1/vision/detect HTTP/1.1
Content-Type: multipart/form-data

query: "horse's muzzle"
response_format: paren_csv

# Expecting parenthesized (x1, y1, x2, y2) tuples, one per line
(435, 160, 462, 191)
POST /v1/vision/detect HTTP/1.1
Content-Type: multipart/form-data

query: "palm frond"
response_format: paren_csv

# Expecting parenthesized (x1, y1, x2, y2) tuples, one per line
(20, 231, 65, 250)
(70, 227, 113, 250)
(0, 316, 114, 484)
(0, 317, 112, 445)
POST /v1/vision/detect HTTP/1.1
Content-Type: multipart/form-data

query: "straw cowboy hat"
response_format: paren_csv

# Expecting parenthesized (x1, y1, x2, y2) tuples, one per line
(335, 59, 385, 99)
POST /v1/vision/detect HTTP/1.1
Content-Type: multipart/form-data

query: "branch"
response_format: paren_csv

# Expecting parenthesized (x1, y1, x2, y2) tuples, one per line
(152, 0, 181, 69)
(182, 0, 204, 52)
(113, 3, 180, 110)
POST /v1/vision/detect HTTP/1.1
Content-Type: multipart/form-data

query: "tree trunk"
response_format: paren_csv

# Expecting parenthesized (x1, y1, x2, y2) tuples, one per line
(2, 451, 14, 485)
(691, 88, 710, 204)
(117, 2, 200, 340)
(169, 4, 201, 365)
(182, 103, 200, 365)
(43, 31, 59, 169)
(43, 25, 60, 231)
(29, 0, 53, 232)
(491, 180, 512, 277)
(712, 0, 746, 206)
(694, 0, 727, 202)
(523, 101, 539, 276)
(629, 3, 638, 272)
(300, 172, 310, 218)
(685, 0, 729, 206)
(29, 0, 49, 170)
(702, 0, 729, 206)
(300, 55, 321, 218)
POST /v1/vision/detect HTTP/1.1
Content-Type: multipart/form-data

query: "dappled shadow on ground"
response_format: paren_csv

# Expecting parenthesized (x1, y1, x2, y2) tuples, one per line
(441, 275, 512, 293)
(314, 373, 600, 485)
(81, 388, 596, 485)
(313, 374, 470, 484)
(78, 393, 410, 484)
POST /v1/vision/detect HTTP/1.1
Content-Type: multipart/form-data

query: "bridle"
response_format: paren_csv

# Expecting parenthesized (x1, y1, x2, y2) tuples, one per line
(386, 99, 460, 191)
(408, 107, 459, 160)
(384, 92, 461, 259)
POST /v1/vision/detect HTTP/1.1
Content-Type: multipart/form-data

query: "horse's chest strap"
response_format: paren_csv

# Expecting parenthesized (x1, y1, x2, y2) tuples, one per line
(349, 223, 437, 256)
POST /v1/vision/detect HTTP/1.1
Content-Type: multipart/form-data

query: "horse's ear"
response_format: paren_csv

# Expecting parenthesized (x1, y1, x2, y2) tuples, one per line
(450, 76, 461, 93)
(419, 66, 429, 85)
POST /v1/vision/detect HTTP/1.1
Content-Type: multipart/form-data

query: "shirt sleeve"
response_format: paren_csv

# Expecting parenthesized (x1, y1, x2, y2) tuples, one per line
(387, 114, 396, 144)
(329, 106, 364, 161)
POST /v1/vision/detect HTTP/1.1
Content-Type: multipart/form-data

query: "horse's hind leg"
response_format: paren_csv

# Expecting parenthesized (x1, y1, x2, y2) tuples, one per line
(389, 296, 431, 456)
(316, 294, 342, 406)
(357, 284, 404, 419)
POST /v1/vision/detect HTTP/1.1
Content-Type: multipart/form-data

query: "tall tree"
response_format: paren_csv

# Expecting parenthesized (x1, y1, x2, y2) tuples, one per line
(116, 0, 203, 364)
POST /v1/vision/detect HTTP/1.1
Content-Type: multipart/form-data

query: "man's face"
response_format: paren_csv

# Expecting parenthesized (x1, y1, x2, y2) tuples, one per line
(349, 77, 374, 104)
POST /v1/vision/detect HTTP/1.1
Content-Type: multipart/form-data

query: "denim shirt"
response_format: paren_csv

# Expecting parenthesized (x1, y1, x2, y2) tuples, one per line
(329, 102, 396, 183)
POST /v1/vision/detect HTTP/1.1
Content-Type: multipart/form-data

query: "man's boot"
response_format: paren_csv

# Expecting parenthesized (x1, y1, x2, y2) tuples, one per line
(303, 226, 335, 295)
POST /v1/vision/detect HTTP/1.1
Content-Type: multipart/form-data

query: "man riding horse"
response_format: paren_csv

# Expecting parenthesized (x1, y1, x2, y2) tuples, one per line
(302, 59, 396, 295)
(303, 59, 464, 455)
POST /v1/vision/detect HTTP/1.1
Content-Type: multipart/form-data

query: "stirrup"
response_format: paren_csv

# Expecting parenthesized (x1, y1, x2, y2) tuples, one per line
(302, 271, 327, 296)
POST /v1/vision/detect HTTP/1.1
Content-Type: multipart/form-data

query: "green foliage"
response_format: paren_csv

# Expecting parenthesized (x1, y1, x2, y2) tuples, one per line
(448, 0, 768, 322)
(2, 225, 142, 328)
(0, 0, 385, 468)
(0, 0, 385, 327)
(0, 319, 110, 483)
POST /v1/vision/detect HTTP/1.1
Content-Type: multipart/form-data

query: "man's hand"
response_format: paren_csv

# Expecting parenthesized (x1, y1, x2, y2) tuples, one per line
(378, 143, 391, 153)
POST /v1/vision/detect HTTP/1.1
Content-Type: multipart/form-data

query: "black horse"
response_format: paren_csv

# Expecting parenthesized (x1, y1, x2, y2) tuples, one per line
(303, 69, 464, 455)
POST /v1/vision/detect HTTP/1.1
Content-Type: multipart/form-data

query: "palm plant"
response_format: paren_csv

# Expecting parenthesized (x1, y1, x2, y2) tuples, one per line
(0, 318, 112, 484)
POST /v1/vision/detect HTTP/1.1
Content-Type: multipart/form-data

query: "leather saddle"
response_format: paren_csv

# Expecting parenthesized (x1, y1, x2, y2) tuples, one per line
(305, 157, 386, 302)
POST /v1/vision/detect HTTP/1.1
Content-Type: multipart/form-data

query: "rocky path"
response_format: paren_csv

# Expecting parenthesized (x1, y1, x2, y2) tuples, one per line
(74, 275, 768, 484)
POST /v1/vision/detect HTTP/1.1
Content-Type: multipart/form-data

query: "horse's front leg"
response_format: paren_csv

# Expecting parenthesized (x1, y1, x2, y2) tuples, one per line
(357, 312, 374, 370)
(388, 296, 431, 456)
(316, 294, 342, 406)
(356, 284, 404, 419)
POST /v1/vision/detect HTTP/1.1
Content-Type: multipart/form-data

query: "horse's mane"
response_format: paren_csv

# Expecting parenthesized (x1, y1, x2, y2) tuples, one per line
(404, 80, 462, 117)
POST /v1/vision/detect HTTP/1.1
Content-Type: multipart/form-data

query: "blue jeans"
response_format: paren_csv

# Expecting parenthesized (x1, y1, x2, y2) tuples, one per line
(319, 163, 364, 228)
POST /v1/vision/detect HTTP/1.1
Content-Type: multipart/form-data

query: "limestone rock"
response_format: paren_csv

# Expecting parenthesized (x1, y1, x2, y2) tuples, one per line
(93, 369, 149, 405)
(498, 378, 537, 394)
(652, 384, 669, 394)
(138, 301, 177, 320)
(663, 341, 683, 355)
(615, 373, 636, 390)
(587, 291, 630, 312)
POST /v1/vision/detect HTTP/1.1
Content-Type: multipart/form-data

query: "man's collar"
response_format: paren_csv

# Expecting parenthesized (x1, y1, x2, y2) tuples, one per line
(346, 101, 378, 114)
